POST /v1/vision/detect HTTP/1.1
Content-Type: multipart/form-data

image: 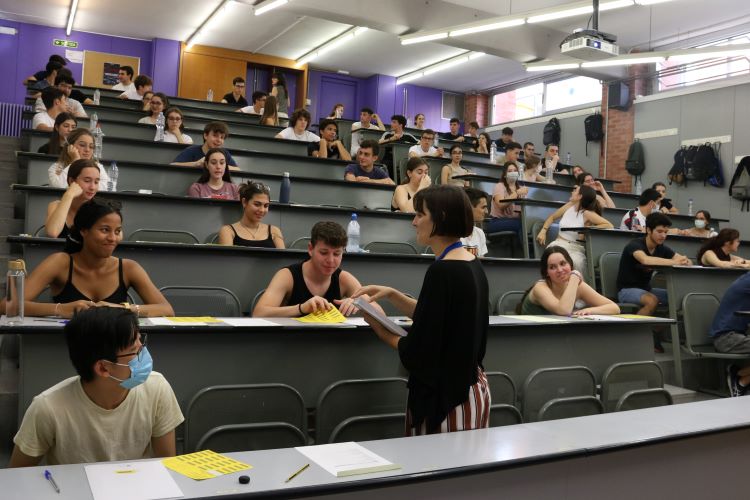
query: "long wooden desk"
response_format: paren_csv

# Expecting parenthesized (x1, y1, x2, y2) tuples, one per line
(18, 153, 395, 210)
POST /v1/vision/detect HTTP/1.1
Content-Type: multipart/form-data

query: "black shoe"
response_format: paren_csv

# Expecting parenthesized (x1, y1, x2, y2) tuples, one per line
(653, 335, 664, 354)
(727, 365, 743, 397)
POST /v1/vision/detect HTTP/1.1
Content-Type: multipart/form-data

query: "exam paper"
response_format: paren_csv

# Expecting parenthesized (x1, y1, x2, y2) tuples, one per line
(295, 307, 347, 323)
(85, 461, 183, 500)
(217, 317, 282, 327)
(147, 317, 221, 326)
(163, 450, 251, 481)
(295, 442, 401, 477)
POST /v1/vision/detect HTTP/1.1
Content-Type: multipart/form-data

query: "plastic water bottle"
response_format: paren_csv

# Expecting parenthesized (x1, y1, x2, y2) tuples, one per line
(545, 160, 554, 184)
(519, 163, 525, 181)
(155, 112, 165, 141)
(688, 198, 694, 216)
(89, 112, 98, 131)
(207, 88, 214, 102)
(634, 177, 642, 195)
(5, 259, 26, 325)
(93, 89, 100, 105)
(565, 152, 571, 165)
(279, 172, 291, 204)
(108, 161, 119, 192)
(434, 134, 439, 148)
(346, 213, 361, 253)
(490, 142, 497, 163)
(93, 124, 104, 160)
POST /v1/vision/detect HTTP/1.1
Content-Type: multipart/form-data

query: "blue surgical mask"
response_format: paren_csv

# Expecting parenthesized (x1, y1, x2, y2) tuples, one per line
(108, 346, 153, 389)
(694, 219, 706, 229)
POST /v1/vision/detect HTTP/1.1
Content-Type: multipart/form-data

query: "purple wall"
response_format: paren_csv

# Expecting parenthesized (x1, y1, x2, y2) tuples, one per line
(395, 83, 451, 132)
(150, 38, 180, 97)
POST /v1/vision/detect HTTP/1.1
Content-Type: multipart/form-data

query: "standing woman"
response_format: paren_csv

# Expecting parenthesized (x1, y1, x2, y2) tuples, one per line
(485, 162, 528, 239)
(25, 199, 173, 318)
(391, 157, 431, 212)
(440, 145, 471, 186)
(187, 148, 239, 200)
(217, 181, 285, 248)
(38, 112, 76, 155)
(259, 96, 279, 126)
(327, 103, 344, 119)
(270, 73, 290, 118)
(162, 107, 193, 144)
(45, 159, 101, 238)
(138, 92, 169, 125)
(48, 128, 110, 189)
(354, 185, 490, 436)
(413, 113, 425, 130)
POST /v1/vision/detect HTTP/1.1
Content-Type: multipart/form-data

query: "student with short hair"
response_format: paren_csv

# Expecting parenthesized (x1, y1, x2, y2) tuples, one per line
(522, 155, 547, 182)
(258, 96, 279, 126)
(497, 141, 522, 165)
(464, 121, 480, 148)
(350, 107, 385, 156)
(48, 128, 110, 189)
(9, 307, 182, 466)
(710, 273, 750, 396)
(392, 157, 431, 212)
(45, 159, 102, 239)
(522, 141, 535, 162)
(353, 185, 490, 436)
(441, 144, 471, 186)
(28, 60, 64, 91)
(576, 171, 615, 208)
(378, 115, 417, 168)
(119, 74, 153, 100)
(33, 72, 87, 118)
(33, 87, 66, 131)
(408, 129, 444, 158)
(237, 91, 267, 114)
(162, 107, 193, 144)
(620, 188, 661, 231)
(652, 181, 679, 214)
(222, 77, 248, 106)
(542, 143, 570, 174)
(440, 117, 465, 142)
(138, 92, 169, 125)
(275, 108, 320, 142)
(461, 187, 489, 257)
(697, 228, 750, 268)
(344, 139, 394, 185)
(495, 126, 514, 151)
(217, 181, 285, 248)
(171, 121, 239, 169)
(112, 65, 135, 92)
(253, 221, 381, 317)
(23, 54, 66, 86)
(311, 119, 351, 160)
(187, 148, 240, 200)
(38, 112, 76, 155)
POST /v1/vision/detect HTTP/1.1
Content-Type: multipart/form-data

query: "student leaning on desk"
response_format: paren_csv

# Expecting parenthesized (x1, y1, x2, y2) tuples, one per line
(9, 307, 184, 467)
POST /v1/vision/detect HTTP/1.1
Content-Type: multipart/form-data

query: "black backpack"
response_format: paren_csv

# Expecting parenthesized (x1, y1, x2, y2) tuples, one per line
(668, 147, 689, 186)
(543, 117, 561, 146)
(583, 113, 603, 156)
(729, 156, 750, 211)
(685, 143, 719, 183)
(625, 140, 645, 177)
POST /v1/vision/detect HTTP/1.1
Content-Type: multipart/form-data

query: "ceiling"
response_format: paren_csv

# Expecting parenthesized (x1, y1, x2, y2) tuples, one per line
(2, 0, 750, 92)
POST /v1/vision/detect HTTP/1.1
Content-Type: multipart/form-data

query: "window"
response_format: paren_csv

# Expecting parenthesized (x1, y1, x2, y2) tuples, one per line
(545, 76, 601, 111)
(491, 83, 543, 123)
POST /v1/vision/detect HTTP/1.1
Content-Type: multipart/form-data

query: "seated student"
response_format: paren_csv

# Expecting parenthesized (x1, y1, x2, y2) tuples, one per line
(536, 185, 613, 283)
(710, 273, 750, 396)
(221, 77, 248, 107)
(217, 181, 285, 248)
(350, 107, 385, 156)
(408, 129, 444, 158)
(27, 199, 174, 318)
(275, 108, 320, 142)
(253, 221, 383, 317)
(33, 72, 87, 118)
(570, 165, 585, 178)
(463, 121, 479, 149)
(187, 148, 240, 200)
(45, 159, 101, 238)
(344, 140, 394, 185)
(522, 155, 548, 183)
(23, 54, 66, 86)
(38, 112, 76, 155)
(162, 107, 193, 144)
(519, 246, 620, 316)
(33, 87, 66, 131)
(440, 117, 465, 142)
(475, 132, 492, 154)
(310, 119, 351, 160)
(486, 162, 528, 238)
(119, 74, 153, 101)
(441, 145, 471, 186)
(237, 91, 266, 115)
(494, 126, 513, 152)
(576, 171, 615, 208)
(9, 307, 183, 467)
(697, 229, 750, 268)
(48, 128, 110, 189)
(413, 113, 426, 130)
(141, 91, 154, 112)
(171, 121, 239, 170)
(391, 157, 431, 212)
(461, 187, 489, 257)
(378, 114, 417, 168)
(652, 181, 679, 214)
(327, 103, 344, 119)
(28, 60, 64, 93)
(258, 96, 279, 126)
(620, 188, 661, 231)
(496, 141, 522, 165)
(112, 65, 135, 92)
(675, 209, 718, 238)
(521, 141, 535, 163)
(138, 92, 169, 125)
(542, 144, 571, 175)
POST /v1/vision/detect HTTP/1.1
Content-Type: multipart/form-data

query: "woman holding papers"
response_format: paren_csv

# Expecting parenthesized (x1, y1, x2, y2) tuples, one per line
(519, 246, 620, 316)
(25, 199, 173, 318)
(697, 229, 750, 268)
(354, 185, 490, 436)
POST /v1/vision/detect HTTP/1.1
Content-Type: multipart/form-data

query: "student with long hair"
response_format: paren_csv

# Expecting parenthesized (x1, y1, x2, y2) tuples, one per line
(259, 96, 279, 126)
(697, 228, 750, 268)
(217, 181, 285, 248)
(522, 155, 547, 182)
(327, 103, 344, 119)
(413, 113, 425, 130)
(48, 128, 110, 189)
(576, 171, 615, 208)
(270, 72, 290, 117)
(187, 148, 239, 200)
(162, 107, 193, 144)
(138, 92, 169, 125)
(486, 162, 528, 239)
(475, 132, 492, 154)
(45, 159, 101, 238)
(391, 157, 431, 212)
(38, 112, 76, 155)
(676, 209, 717, 238)
(440, 145, 471, 187)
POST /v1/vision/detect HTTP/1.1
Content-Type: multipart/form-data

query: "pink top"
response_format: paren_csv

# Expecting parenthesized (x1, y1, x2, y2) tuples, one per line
(491, 182, 520, 218)
(187, 182, 240, 200)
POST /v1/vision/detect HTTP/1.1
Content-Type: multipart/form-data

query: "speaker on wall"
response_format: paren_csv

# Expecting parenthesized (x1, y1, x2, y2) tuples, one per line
(608, 82, 630, 111)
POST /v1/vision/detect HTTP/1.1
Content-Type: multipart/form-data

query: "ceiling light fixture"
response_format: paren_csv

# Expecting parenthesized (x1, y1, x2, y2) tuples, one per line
(66, 0, 79, 36)
(668, 44, 750, 62)
(581, 55, 665, 67)
(449, 18, 526, 37)
(634, 0, 676, 4)
(396, 51, 484, 84)
(525, 62, 582, 72)
(186, 0, 234, 49)
(254, 0, 288, 16)
(400, 32, 448, 45)
(296, 26, 369, 66)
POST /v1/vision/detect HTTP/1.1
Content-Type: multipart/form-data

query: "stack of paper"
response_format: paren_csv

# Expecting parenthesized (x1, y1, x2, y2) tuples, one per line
(295, 307, 347, 324)
(162, 450, 252, 480)
(353, 298, 408, 337)
(85, 462, 183, 500)
(148, 317, 221, 326)
(295, 442, 401, 477)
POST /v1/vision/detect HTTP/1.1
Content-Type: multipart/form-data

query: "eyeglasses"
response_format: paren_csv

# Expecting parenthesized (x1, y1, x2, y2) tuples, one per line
(116, 333, 147, 361)
(235, 84, 245, 88)
(167, 116, 182, 121)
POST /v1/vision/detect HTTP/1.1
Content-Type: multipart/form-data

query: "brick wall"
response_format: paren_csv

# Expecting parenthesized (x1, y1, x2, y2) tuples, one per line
(464, 93, 489, 127)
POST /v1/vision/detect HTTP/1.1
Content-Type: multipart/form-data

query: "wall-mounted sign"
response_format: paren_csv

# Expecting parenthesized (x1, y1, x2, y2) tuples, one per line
(53, 39, 78, 48)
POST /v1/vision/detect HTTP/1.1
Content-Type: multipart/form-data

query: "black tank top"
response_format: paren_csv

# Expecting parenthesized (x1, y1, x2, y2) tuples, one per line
(229, 224, 276, 248)
(391, 190, 412, 212)
(53, 255, 129, 304)
(285, 261, 342, 306)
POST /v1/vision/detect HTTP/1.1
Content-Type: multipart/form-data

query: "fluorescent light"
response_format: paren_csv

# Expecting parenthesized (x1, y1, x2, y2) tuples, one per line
(581, 56, 665, 67)
(0, 26, 18, 36)
(526, 62, 581, 72)
(296, 26, 368, 66)
(600, 0, 636, 10)
(468, 52, 486, 60)
(527, 0, 633, 23)
(296, 52, 318, 65)
(668, 45, 750, 62)
(449, 18, 525, 37)
(186, 0, 234, 49)
(354, 26, 369, 36)
(66, 0, 79, 36)
(423, 56, 470, 75)
(401, 32, 448, 45)
(396, 51, 483, 83)
(635, 0, 676, 4)
(396, 72, 424, 85)
(254, 0, 288, 16)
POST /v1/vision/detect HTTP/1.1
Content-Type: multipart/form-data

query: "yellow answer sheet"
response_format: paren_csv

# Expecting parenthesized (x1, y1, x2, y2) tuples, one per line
(295, 307, 347, 323)
(162, 450, 252, 480)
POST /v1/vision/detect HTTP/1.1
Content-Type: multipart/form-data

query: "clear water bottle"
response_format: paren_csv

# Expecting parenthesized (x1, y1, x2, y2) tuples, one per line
(155, 112, 165, 141)
(434, 134, 439, 148)
(519, 163, 525, 181)
(5, 259, 26, 325)
(545, 160, 554, 184)
(93, 124, 104, 160)
(688, 198, 694, 216)
(207, 88, 214, 101)
(279, 172, 291, 204)
(490, 142, 497, 163)
(346, 213, 361, 253)
(93, 89, 100, 105)
(565, 152, 571, 165)
(89, 112, 98, 131)
(634, 177, 642, 195)
(108, 161, 119, 192)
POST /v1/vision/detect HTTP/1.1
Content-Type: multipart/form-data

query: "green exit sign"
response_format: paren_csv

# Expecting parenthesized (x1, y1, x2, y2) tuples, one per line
(53, 39, 78, 48)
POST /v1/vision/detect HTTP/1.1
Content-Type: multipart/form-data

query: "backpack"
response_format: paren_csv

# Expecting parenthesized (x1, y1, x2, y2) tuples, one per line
(685, 143, 719, 183)
(583, 113, 604, 156)
(707, 142, 725, 188)
(668, 147, 688, 186)
(543, 117, 561, 146)
(625, 140, 645, 177)
(729, 156, 750, 211)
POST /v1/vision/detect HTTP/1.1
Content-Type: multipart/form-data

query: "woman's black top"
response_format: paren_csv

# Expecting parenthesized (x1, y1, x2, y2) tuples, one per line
(229, 224, 276, 248)
(53, 255, 129, 304)
(285, 261, 342, 307)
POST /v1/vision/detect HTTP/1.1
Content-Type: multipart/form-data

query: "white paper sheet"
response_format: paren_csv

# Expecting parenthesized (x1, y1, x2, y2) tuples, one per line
(217, 317, 282, 327)
(344, 317, 369, 326)
(353, 298, 408, 337)
(295, 442, 401, 477)
(65, 49, 83, 63)
(85, 462, 183, 500)
(147, 317, 214, 326)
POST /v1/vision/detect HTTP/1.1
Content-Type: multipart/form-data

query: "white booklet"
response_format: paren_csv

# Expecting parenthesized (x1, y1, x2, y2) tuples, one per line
(295, 442, 401, 477)
(353, 298, 408, 337)
(85, 461, 183, 500)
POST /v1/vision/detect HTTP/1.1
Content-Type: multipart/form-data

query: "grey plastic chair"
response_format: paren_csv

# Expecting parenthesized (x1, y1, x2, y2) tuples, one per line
(531, 220, 559, 260)
(195, 422, 306, 452)
(495, 291, 525, 315)
(159, 286, 241, 317)
(250, 288, 266, 316)
(485, 371, 516, 405)
(33, 224, 46, 237)
(128, 228, 199, 244)
(601, 361, 664, 412)
(599, 252, 638, 312)
(185, 383, 306, 453)
(682, 293, 750, 360)
(522, 366, 597, 423)
(363, 241, 418, 255)
(328, 413, 406, 443)
(538, 396, 603, 421)
(615, 388, 673, 412)
(289, 237, 311, 250)
(489, 404, 523, 427)
(205, 232, 220, 244)
(316, 378, 408, 444)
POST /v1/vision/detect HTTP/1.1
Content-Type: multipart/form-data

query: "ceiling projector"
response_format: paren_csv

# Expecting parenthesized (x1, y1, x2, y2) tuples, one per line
(560, 29, 619, 60)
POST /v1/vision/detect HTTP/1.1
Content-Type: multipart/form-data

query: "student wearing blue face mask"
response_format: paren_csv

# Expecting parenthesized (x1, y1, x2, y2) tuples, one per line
(9, 307, 183, 467)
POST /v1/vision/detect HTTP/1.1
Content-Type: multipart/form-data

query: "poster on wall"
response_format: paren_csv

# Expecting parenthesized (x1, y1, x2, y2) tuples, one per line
(103, 63, 120, 85)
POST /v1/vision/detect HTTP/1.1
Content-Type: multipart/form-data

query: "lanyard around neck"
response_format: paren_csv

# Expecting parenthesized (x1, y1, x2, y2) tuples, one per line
(436, 241, 464, 261)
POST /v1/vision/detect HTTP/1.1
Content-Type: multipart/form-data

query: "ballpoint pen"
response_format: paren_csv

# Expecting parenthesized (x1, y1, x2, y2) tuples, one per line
(44, 469, 60, 494)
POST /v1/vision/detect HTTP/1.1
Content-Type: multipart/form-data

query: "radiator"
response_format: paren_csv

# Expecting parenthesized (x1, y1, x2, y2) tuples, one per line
(0, 102, 30, 137)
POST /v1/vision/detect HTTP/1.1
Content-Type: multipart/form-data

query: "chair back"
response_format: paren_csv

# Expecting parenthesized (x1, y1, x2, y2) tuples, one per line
(485, 371, 516, 405)
(615, 388, 673, 412)
(495, 291, 525, 315)
(521, 365, 596, 422)
(205, 232, 220, 244)
(290, 237, 311, 250)
(682, 293, 720, 351)
(195, 422, 306, 452)
(601, 361, 664, 412)
(599, 252, 624, 301)
(250, 288, 266, 316)
(363, 241, 418, 255)
(128, 228, 199, 244)
(329, 413, 406, 443)
(531, 220, 558, 259)
(538, 396, 603, 421)
(159, 286, 241, 317)
(490, 404, 523, 427)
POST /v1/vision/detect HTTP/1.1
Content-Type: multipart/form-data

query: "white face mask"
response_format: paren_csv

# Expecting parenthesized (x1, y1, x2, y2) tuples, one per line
(506, 172, 520, 182)
(694, 219, 706, 229)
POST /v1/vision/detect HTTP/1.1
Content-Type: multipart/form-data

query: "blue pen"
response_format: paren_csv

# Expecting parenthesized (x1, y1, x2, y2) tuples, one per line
(44, 469, 60, 493)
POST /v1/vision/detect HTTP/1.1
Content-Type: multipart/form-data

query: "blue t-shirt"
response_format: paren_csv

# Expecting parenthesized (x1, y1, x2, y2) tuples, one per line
(344, 163, 389, 180)
(172, 145, 238, 166)
(710, 273, 750, 338)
